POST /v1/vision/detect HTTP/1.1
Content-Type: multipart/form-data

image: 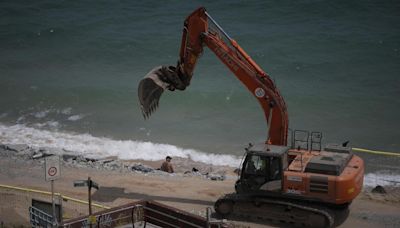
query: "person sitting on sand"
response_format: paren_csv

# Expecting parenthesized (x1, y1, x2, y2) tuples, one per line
(160, 156, 174, 173)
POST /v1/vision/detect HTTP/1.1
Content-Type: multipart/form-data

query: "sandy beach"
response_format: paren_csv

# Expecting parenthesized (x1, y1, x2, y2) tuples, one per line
(0, 144, 399, 228)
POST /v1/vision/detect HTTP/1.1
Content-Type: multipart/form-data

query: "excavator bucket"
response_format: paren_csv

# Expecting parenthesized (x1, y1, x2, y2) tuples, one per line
(138, 77, 164, 119)
(138, 65, 189, 119)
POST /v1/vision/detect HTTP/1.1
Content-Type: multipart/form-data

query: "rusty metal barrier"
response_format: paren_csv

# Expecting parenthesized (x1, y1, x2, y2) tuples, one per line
(62, 200, 226, 228)
(0, 184, 110, 218)
(145, 201, 209, 228)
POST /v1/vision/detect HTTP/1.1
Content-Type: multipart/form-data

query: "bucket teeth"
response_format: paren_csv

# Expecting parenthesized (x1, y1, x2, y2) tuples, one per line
(138, 75, 164, 119)
(138, 64, 189, 119)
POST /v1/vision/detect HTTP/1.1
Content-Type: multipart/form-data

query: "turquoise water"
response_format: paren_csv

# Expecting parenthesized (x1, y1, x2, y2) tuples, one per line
(0, 0, 399, 171)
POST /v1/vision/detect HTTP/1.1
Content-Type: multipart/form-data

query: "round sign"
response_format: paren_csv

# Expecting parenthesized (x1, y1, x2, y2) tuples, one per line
(45, 156, 60, 181)
(48, 167, 57, 176)
(254, 87, 265, 98)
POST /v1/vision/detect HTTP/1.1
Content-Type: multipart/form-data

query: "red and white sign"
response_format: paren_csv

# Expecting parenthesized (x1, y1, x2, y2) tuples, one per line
(45, 156, 60, 181)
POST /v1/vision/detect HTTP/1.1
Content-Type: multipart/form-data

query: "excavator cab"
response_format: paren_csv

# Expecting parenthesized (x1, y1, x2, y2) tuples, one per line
(236, 144, 289, 194)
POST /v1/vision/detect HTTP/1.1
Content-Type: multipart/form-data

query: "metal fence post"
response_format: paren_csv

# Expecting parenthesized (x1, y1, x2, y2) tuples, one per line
(206, 207, 211, 228)
(59, 194, 63, 224)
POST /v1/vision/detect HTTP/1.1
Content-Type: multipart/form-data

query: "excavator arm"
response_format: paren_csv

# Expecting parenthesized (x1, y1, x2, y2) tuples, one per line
(139, 7, 289, 146)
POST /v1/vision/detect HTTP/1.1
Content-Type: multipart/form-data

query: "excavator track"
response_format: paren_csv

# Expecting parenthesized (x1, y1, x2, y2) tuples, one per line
(215, 193, 348, 228)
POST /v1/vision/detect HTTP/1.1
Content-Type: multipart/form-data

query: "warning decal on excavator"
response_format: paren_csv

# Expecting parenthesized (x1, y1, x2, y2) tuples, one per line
(287, 176, 302, 182)
(286, 189, 301, 195)
(254, 88, 265, 98)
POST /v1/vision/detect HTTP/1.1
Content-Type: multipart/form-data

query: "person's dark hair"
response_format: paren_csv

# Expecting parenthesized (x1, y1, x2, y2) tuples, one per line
(166, 156, 172, 160)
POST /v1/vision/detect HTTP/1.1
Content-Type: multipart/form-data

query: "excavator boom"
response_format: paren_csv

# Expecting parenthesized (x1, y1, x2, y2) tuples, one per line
(139, 7, 289, 145)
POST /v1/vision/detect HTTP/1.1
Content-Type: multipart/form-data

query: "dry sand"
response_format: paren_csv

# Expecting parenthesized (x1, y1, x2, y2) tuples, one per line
(0, 153, 399, 227)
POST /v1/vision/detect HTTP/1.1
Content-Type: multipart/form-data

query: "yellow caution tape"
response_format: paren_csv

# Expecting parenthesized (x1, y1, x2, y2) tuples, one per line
(62, 195, 110, 209)
(88, 215, 97, 224)
(352, 147, 400, 157)
(0, 184, 110, 209)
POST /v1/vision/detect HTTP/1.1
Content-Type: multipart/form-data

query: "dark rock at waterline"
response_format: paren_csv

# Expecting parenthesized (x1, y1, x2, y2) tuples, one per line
(371, 185, 386, 194)
(99, 159, 114, 164)
(1, 144, 30, 152)
(62, 154, 77, 161)
(207, 173, 226, 181)
(100, 160, 122, 170)
(85, 157, 97, 163)
(77, 155, 86, 162)
(131, 164, 154, 173)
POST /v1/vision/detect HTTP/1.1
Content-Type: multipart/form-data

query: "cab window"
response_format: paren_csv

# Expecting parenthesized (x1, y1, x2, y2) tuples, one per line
(244, 155, 281, 180)
(245, 155, 268, 175)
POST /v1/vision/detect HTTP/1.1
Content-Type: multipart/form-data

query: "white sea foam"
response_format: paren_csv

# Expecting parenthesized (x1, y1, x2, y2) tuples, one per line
(16, 116, 25, 123)
(363, 172, 400, 187)
(61, 107, 72, 115)
(0, 124, 241, 167)
(67, 114, 84, 121)
(34, 121, 60, 129)
(0, 123, 398, 186)
(33, 110, 50, 118)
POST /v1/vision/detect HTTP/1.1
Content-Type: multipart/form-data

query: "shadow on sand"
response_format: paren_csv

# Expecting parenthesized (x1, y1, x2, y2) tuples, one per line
(92, 187, 349, 227)
(92, 186, 214, 206)
(214, 205, 349, 228)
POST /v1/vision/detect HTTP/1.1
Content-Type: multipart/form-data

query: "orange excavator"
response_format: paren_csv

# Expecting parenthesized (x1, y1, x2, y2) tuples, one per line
(138, 7, 364, 227)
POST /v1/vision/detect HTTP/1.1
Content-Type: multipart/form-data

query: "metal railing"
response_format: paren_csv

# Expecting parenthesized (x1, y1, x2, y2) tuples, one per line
(62, 204, 145, 228)
(29, 206, 54, 228)
(62, 200, 225, 228)
(0, 184, 110, 225)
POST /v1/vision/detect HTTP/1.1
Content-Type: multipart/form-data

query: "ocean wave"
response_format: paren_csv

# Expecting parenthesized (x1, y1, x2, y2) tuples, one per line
(14, 107, 86, 124)
(363, 172, 400, 187)
(67, 114, 84, 121)
(0, 123, 398, 186)
(0, 123, 241, 167)
(33, 110, 50, 118)
(33, 121, 61, 129)
(61, 107, 72, 115)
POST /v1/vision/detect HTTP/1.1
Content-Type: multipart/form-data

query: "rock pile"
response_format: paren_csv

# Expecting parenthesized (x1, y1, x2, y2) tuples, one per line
(0, 143, 228, 181)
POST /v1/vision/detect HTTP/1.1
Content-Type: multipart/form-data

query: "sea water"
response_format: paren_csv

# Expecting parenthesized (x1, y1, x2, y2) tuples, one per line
(0, 0, 399, 184)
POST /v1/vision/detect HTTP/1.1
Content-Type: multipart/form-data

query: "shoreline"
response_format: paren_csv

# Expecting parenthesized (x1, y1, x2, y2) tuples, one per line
(0, 143, 236, 182)
(1, 142, 398, 187)
(1, 123, 399, 176)
(0, 123, 242, 167)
